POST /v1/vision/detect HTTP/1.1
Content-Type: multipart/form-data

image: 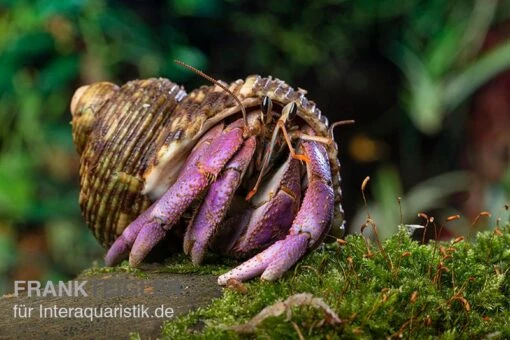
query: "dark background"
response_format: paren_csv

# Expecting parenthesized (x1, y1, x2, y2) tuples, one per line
(1, 0, 509, 292)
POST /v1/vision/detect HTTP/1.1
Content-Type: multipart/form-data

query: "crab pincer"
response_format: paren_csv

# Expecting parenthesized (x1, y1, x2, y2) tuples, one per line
(105, 119, 247, 266)
(183, 136, 257, 265)
(227, 155, 302, 258)
(217, 138, 334, 284)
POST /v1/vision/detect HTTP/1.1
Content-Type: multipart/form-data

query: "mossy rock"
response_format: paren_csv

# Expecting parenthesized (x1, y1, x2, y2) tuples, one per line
(161, 225, 510, 339)
(2, 226, 508, 339)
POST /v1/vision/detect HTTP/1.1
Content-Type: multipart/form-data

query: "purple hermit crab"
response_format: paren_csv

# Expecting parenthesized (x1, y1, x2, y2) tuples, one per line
(70, 68, 346, 285)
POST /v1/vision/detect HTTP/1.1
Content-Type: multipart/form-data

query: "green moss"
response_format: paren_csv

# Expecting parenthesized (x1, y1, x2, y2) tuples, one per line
(158, 253, 237, 276)
(80, 252, 235, 277)
(80, 261, 148, 279)
(161, 226, 510, 339)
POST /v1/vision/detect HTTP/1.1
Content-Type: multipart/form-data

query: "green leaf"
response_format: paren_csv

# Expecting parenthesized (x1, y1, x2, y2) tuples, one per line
(38, 55, 79, 92)
(36, 0, 86, 18)
(394, 45, 443, 134)
(426, 24, 464, 77)
(0, 232, 17, 273)
(444, 40, 510, 111)
(372, 165, 403, 239)
(5, 32, 54, 61)
(171, 0, 221, 17)
(0, 152, 35, 220)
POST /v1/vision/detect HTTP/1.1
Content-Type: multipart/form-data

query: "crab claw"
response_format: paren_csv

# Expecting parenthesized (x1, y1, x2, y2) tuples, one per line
(183, 136, 257, 265)
(218, 138, 334, 285)
(105, 119, 245, 266)
(228, 155, 301, 258)
(104, 124, 225, 266)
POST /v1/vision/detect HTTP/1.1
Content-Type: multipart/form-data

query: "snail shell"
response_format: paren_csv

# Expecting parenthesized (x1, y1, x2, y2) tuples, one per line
(71, 76, 344, 247)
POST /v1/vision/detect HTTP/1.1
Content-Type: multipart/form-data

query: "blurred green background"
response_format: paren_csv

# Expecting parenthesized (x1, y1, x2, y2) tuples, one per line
(1, 0, 510, 292)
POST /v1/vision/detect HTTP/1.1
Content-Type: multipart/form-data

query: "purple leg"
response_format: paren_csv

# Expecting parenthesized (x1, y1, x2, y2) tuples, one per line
(218, 139, 334, 284)
(184, 136, 257, 265)
(104, 201, 157, 266)
(228, 155, 301, 258)
(179, 123, 225, 175)
(208, 204, 252, 255)
(105, 119, 245, 267)
(105, 124, 224, 266)
(217, 233, 309, 283)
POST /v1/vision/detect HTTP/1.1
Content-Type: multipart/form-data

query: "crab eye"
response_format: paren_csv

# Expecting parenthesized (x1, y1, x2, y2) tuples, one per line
(288, 102, 298, 121)
(261, 96, 272, 115)
(260, 96, 273, 123)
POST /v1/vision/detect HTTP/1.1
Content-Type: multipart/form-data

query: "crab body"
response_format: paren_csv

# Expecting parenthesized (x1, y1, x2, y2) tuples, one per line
(71, 75, 344, 284)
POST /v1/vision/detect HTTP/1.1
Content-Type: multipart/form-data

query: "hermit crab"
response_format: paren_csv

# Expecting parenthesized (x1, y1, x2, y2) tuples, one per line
(71, 63, 348, 284)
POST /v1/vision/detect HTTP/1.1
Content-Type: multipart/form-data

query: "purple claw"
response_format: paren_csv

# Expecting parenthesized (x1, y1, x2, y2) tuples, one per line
(105, 123, 225, 266)
(261, 234, 309, 280)
(105, 119, 245, 267)
(217, 233, 308, 285)
(179, 123, 225, 175)
(105, 202, 157, 266)
(218, 138, 334, 284)
(184, 136, 257, 265)
(150, 120, 245, 223)
(289, 180, 334, 247)
(288, 139, 334, 248)
(229, 156, 301, 257)
(217, 238, 282, 284)
(129, 219, 167, 266)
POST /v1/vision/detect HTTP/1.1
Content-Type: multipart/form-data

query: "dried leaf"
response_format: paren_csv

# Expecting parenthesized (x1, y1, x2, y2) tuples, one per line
(230, 293, 341, 333)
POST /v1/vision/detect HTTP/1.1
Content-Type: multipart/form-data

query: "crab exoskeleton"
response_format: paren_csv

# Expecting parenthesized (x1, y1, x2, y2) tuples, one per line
(71, 74, 345, 285)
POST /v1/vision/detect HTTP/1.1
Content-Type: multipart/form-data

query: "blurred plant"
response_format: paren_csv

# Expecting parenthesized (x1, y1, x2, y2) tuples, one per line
(226, 0, 510, 235)
(0, 0, 212, 287)
(351, 166, 472, 240)
(390, 0, 510, 134)
(1, 0, 509, 288)
(350, 0, 510, 237)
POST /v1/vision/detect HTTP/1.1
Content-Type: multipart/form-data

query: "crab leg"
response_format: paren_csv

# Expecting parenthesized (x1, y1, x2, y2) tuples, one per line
(217, 138, 334, 284)
(105, 119, 245, 266)
(104, 123, 225, 266)
(228, 155, 301, 258)
(184, 136, 257, 265)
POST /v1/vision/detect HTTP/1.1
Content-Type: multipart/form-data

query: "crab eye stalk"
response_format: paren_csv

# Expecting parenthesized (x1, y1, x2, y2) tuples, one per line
(260, 96, 273, 124)
(261, 96, 272, 115)
(288, 102, 298, 121)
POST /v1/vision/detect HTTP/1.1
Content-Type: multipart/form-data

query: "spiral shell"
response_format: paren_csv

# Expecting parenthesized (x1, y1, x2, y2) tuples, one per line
(71, 76, 344, 247)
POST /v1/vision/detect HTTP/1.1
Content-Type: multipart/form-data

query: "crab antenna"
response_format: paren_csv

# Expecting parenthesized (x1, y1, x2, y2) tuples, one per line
(174, 60, 248, 129)
(328, 119, 355, 138)
(246, 102, 309, 201)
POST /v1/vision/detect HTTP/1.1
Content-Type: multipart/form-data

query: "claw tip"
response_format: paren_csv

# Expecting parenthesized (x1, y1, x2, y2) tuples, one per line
(128, 254, 142, 268)
(217, 275, 227, 286)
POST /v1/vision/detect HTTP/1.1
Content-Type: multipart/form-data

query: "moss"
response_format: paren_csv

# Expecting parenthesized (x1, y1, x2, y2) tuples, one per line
(160, 225, 510, 339)
(80, 261, 149, 279)
(157, 253, 237, 276)
(79, 252, 235, 278)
